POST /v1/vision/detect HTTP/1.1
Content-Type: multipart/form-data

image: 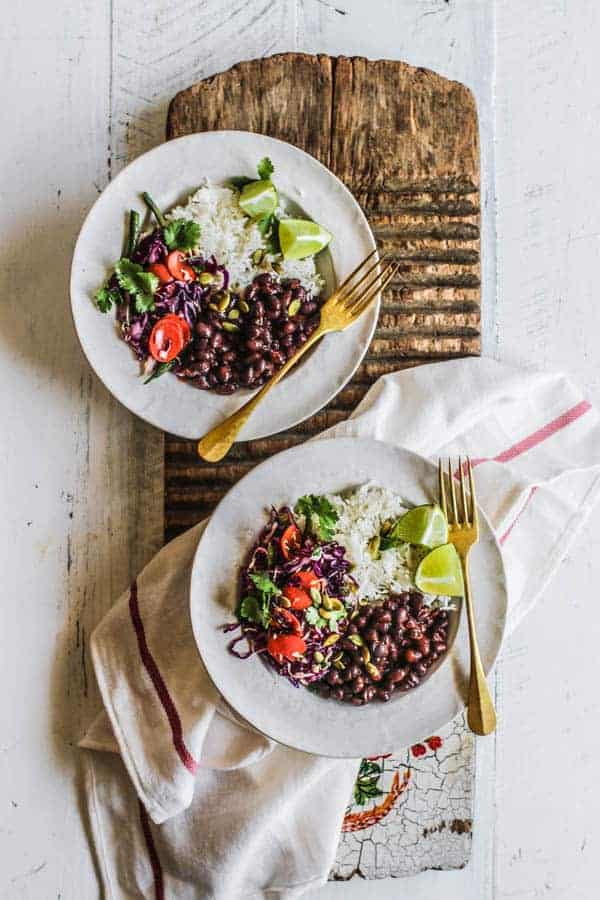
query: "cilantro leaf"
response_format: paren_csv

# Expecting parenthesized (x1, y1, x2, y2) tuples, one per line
(114, 259, 159, 312)
(296, 495, 339, 541)
(257, 157, 274, 180)
(249, 573, 281, 597)
(163, 218, 201, 251)
(240, 596, 262, 623)
(95, 285, 121, 313)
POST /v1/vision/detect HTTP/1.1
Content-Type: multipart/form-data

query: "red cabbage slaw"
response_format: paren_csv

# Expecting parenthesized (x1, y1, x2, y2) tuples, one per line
(225, 505, 357, 687)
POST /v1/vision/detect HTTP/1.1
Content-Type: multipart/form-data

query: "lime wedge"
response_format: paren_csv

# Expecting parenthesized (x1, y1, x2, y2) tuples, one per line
(390, 504, 448, 548)
(415, 544, 464, 597)
(238, 180, 278, 219)
(279, 218, 332, 260)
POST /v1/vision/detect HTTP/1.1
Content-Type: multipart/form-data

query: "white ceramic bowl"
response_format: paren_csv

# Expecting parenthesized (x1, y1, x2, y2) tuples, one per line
(190, 437, 508, 757)
(70, 131, 377, 440)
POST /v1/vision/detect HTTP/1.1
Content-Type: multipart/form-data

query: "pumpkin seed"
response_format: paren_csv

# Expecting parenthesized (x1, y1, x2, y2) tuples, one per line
(217, 292, 230, 312)
(348, 634, 364, 647)
(222, 322, 240, 333)
(333, 659, 345, 671)
(328, 597, 344, 611)
(366, 662, 381, 680)
(332, 652, 344, 663)
(252, 249, 264, 265)
(368, 535, 381, 559)
(313, 651, 325, 664)
(319, 607, 334, 619)
(238, 299, 250, 314)
(208, 303, 219, 312)
(198, 272, 214, 286)
(323, 633, 340, 647)
(273, 262, 282, 273)
(309, 587, 321, 605)
(321, 594, 334, 611)
(287, 298, 301, 317)
(361, 646, 371, 664)
(280, 596, 291, 609)
(228, 308, 240, 320)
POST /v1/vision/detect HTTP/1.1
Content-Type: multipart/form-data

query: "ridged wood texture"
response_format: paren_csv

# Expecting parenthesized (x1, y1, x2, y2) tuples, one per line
(165, 53, 480, 541)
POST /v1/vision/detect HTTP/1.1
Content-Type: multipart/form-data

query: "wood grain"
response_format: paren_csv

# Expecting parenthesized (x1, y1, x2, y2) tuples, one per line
(165, 52, 480, 541)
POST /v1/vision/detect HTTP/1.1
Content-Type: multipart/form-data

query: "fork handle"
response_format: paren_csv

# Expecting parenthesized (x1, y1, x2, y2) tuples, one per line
(197, 323, 331, 462)
(461, 550, 497, 735)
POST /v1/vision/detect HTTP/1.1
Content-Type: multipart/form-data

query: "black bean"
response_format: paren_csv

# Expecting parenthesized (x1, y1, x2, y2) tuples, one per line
(327, 670, 342, 686)
(352, 677, 365, 694)
(331, 687, 345, 701)
(363, 686, 376, 703)
(217, 365, 231, 384)
(373, 644, 386, 660)
(195, 321, 212, 338)
(377, 689, 392, 702)
(417, 637, 431, 657)
(365, 628, 379, 644)
(348, 665, 362, 680)
(351, 696, 364, 706)
(404, 648, 422, 664)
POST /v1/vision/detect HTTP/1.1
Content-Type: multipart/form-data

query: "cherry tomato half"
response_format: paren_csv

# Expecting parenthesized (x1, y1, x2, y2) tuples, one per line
(267, 633, 306, 664)
(148, 262, 173, 285)
(148, 314, 191, 363)
(166, 250, 196, 283)
(282, 585, 312, 611)
(272, 606, 303, 635)
(295, 570, 320, 591)
(280, 524, 301, 560)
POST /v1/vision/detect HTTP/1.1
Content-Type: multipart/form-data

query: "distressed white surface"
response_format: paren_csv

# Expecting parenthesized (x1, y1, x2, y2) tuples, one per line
(1, 0, 599, 898)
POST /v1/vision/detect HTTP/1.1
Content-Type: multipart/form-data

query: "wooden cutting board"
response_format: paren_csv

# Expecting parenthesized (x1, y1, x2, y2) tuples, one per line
(165, 53, 480, 542)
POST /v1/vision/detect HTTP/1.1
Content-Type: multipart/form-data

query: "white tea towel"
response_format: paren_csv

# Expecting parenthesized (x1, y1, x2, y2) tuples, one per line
(80, 358, 600, 899)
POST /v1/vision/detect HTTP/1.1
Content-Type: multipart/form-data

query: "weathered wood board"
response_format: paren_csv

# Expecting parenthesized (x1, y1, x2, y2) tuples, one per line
(165, 53, 480, 540)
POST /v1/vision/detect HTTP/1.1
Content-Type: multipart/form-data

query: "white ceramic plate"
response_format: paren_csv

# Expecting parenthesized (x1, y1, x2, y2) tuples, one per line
(70, 131, 377, 440)
(191, 437, 508, 758)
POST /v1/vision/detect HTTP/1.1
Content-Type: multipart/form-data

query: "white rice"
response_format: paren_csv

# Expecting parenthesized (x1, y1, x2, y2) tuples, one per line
(167, 183, 324, 296)
(325, 483, 451, 607)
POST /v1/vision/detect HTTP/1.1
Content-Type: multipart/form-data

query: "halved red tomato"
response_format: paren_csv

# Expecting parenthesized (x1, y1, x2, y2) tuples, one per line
(280, 524, 301, 560)
(148, 262, 173, 285)
(272, 606, 303, 635)
(283, 585, 311, 611)
(295, 570, 320, 591)
(267, 633, 306, 664)
(148, 314, 191, 363)
(166, 250, 196, 283)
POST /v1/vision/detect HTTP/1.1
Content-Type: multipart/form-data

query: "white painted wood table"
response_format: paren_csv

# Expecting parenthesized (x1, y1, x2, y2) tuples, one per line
(2, 1, 599, 897)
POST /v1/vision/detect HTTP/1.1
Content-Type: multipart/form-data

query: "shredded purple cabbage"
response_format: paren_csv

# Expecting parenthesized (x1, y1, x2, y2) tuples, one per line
(226, 505, 357, 688)
(132, 229, 167, 265)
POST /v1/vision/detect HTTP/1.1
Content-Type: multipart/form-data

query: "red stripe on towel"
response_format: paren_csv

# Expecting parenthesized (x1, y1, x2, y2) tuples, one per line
(129, 580, 198, 774)
(139, 801, 165, 900)
(470, 400, 592, 470)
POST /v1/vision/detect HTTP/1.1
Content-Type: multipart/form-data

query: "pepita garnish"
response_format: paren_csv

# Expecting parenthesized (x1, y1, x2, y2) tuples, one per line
(217, 293, 230, 312)
(366, 662, 381, 680)
(323, 633, 340, 647)
(222, 322, 240, 333)
(333, 659, 346, 671)
(368, 535, 381, 559)
(238, 299, 250, 314)
(287, 298, 301, 317)
(321, 594, 333, 611)
(228, 308, 240, 320)
(319, 607, 334, 619)
(279, 596, 292, 609)
(208, 303, 219, 312)
(348, 634, 364, 647)
(252, 249, 264, 265)
(361, 646, 371, 664)
(310, 587, 321, 605)
(313, 651, 325, 664)
(198, 272, 215, 286)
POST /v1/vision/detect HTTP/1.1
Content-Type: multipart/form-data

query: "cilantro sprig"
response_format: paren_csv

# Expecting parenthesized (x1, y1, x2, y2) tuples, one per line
(239, 572, 281, 628)
(229, 156, 275, 190)
(94, 285, 122, 314)
(114, 259, 159, 313)
(163, 218, 201, 252)
(295, 495, 339, 541)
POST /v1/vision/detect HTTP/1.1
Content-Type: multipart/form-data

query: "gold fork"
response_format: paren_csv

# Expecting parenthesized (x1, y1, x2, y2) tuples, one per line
(197, 251, 398, 461)
(438, 457, 497, 735)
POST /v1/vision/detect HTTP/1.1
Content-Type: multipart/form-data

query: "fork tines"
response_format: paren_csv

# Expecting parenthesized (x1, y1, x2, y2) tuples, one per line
(438, 457, 478, 527)
(335, 251, 398, 314)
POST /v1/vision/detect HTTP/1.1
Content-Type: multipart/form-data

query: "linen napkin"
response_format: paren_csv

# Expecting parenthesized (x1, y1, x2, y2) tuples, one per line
(80, 357, 600, 899)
